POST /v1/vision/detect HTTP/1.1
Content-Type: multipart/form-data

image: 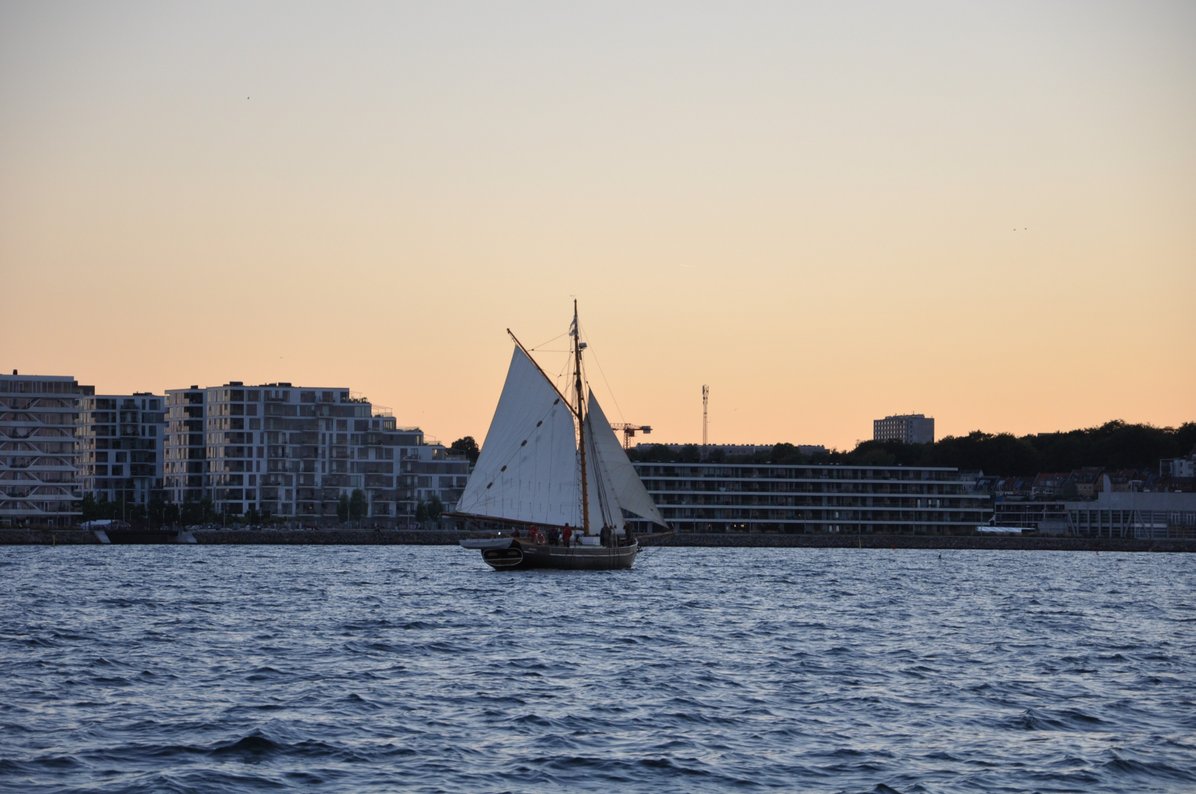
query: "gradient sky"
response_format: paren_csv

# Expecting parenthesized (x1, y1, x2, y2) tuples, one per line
(2, 1, 1194, 450)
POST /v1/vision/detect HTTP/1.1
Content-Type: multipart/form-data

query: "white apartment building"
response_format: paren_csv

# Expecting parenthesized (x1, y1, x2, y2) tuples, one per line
(164, 382, 467, 523)
(163, 386, 205, 506)
(77, 393, 165, 508)
(873, 414, 935, 445)
(406, 444, 470, 515)
(0, 372, 94, 526)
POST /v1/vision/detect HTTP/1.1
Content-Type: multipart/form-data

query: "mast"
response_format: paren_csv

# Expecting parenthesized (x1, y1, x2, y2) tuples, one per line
(573, 300, 590, 534)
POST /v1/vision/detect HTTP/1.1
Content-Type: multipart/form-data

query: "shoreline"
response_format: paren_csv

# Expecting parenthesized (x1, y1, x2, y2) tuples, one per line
(2, 527, 1194, 553)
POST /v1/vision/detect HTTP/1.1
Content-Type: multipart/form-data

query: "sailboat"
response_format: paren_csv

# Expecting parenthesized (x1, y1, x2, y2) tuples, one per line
(456, 302, 669, 570)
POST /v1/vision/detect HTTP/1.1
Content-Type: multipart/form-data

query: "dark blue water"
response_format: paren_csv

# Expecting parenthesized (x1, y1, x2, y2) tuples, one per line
(2, 546, 1194, 793)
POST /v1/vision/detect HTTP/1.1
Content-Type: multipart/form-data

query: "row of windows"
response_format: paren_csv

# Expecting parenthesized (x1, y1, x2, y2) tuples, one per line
(636, 466, 962, 481)
(0, 414, 77, 426)
(0, 381, 91, 395)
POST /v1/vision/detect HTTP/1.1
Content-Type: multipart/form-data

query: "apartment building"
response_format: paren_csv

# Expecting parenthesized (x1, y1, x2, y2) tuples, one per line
(77, 393, 165, 507)
(634, 461, 989, 535)
(405, 444, 469, 516)
(0, 372, 94, 526)
(163, 386, 205, 506)
(163, 382, 467, 523)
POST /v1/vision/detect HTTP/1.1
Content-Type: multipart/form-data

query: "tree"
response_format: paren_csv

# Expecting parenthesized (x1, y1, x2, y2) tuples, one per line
(450, 436, 480, 464)
(349, 489, 368, 520)
(337, 494, 350, 522)
(148, 492, 168, 528)
(426, 494, 444, 521)
(852, 442, 898, 467)
(181, 499, 203, 525)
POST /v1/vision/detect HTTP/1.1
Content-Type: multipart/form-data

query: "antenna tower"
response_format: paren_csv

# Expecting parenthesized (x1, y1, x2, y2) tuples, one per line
(702, 384, 709, 446)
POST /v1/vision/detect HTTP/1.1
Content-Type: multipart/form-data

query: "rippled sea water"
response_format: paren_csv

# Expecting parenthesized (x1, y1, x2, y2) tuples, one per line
(2, 545, 1194, 793)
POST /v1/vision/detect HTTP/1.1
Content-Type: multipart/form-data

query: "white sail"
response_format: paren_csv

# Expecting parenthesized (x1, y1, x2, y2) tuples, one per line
(584, 423, 624, 533)
(585, 393, 669, 527)
(456, 347, 582, 527)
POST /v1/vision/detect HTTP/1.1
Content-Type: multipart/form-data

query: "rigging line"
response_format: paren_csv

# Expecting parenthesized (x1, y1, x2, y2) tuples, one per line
(523, 333, 575, 407)
(577, 318, 627, 426)
(527, 332, 573, 396)
(525, 331, 569, 352)
(555, 355, 572, 403)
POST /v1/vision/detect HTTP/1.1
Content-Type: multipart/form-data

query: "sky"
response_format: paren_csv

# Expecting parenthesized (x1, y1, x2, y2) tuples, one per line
(2, 1, 1194, 450)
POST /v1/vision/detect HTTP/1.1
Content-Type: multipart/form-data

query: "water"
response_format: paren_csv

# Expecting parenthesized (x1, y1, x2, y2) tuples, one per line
(2, 546, 1194, 793)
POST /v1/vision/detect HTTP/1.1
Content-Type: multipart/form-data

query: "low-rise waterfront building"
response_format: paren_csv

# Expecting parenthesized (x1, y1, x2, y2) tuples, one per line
(0, 372, 94, 526)
(992, 473, 1196, 539)
(1064, 489, 1196, 539)
(633, 442, 829, 462)
(633, 461, 990, 535)
(991, 499, 1071, 534)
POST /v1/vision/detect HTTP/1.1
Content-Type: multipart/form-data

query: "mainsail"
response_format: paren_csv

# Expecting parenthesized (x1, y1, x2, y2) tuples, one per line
(455, 347, 582, 527)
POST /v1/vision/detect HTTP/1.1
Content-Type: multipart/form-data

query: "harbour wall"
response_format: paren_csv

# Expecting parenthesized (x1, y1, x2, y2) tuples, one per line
(2, 527, 1194, 552)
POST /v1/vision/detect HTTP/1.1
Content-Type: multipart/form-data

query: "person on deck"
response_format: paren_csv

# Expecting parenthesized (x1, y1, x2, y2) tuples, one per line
(562, 526, 572, 547)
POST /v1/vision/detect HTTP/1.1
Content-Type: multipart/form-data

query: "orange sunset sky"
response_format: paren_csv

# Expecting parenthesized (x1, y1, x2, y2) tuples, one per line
(2, 2, 1194, 450)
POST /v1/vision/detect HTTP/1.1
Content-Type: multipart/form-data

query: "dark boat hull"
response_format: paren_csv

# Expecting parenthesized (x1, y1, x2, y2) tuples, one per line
(477, 540, 638, 571)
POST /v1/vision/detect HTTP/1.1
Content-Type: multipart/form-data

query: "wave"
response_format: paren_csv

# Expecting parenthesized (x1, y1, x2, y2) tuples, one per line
(3, 546, 1194, 793)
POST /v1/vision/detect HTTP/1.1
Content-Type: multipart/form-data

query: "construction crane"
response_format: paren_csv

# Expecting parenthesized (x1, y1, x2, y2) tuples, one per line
(611, 423, 652, 449)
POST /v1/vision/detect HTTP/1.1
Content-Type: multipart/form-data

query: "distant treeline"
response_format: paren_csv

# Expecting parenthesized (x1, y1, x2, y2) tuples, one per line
(628, 421, 1196, 477)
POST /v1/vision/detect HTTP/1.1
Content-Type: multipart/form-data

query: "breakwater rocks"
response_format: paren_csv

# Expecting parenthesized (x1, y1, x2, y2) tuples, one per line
(0, 528, 99, 545)
(3, 527, 1193, 552)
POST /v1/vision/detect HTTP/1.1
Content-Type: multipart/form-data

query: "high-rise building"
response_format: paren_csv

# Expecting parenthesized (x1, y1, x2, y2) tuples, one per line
(0, 372, 94, 526)
(873, 413, 935, 445)
(77, 393, 165, 508)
